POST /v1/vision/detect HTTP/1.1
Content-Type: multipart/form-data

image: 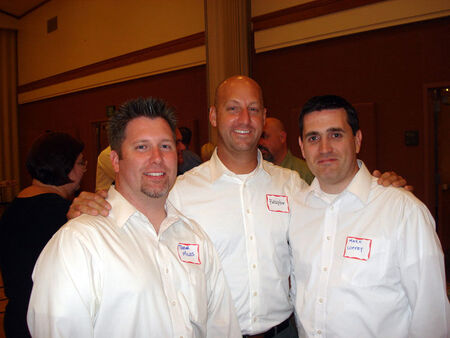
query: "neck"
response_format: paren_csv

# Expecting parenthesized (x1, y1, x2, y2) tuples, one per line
(274, 148, 288, 165)
(18, 179, 72, 199)
(216, 145, 258, 174)
(115, 183, 167, 234)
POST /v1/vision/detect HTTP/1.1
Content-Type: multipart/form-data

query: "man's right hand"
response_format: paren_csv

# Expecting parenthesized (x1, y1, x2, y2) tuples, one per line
(67, 190, 112, 219)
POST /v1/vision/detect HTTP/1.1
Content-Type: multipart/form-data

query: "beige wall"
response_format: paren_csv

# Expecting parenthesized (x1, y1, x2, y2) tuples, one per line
(253, 0, 450, 52)
(15, 0, 450, 104)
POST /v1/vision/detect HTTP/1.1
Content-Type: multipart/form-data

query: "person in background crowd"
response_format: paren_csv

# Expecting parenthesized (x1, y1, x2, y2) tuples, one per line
(178, 126, 202, 174)
(259, 117, 314, 184)
(0, 132, 86, 338)
(290, 95, 449, 337)
(200, 142, 215, 162)
(27, 97, 240, 338)
(67, 76, 409, 337)
(95, 145, 114, 191)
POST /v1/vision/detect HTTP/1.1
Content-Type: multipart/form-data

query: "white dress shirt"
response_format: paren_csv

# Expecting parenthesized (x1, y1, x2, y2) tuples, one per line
(27, 186, 241, 338)
(169, 149, 308, 335)
(289, 161, 450, 338)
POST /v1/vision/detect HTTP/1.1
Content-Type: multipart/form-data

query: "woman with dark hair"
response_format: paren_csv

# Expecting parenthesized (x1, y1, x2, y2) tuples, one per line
(0, 132, 87, 338)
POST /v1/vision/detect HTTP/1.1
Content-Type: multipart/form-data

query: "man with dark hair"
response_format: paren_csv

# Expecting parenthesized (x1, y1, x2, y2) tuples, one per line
(178, 126, 202, 175)
(290, 95, 449, 337)
(27, 97, 240, 338)
(258, 117, 314, 184)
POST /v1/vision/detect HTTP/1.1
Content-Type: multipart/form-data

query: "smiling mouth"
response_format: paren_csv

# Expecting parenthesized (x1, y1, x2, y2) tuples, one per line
(144, 172, 164, 177)
(234, 129, 250, 135)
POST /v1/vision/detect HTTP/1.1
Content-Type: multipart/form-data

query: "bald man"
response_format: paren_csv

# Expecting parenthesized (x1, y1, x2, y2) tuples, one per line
(259, 117, 314, 184)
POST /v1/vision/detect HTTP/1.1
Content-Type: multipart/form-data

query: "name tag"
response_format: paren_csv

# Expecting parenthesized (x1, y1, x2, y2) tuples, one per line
(343, 236, 372, 261)
(177, 243, 201, 264)
(266, 194, 289, 213)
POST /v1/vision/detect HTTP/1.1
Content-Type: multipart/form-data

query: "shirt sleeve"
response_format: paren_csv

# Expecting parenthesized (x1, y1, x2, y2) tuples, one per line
(203, 235, 241, 337)
(398, 200, 450, 338)
(27, 224, 102, 338)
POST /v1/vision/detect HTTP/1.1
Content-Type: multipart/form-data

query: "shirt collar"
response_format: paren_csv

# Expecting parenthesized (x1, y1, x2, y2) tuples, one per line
(208, 148, 270, 183)
(305, 160, 372, 205)
(107, 186, 187, 232)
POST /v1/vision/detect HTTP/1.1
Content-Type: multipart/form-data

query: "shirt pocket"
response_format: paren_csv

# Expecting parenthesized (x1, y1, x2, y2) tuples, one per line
(340, 237, 391, 287)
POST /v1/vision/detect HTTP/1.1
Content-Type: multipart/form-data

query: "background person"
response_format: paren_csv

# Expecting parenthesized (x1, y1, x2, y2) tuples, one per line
(290, 95, 449, 337)
(178, 126, 202, 174)
(259, 117, 314, 184)
(0, 132, 86, 338)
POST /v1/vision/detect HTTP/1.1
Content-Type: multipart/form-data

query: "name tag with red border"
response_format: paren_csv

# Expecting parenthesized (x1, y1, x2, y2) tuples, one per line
(343, 236, 372, 261)
(266, 194, 289, 213)
(177, 243, 201, 265)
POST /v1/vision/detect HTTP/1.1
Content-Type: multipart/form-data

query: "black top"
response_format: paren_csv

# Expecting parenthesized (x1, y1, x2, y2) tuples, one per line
(0, 193, 70, 338)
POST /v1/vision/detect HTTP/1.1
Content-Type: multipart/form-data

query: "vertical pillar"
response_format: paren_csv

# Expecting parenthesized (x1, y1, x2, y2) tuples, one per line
(204, 0, 252, 144)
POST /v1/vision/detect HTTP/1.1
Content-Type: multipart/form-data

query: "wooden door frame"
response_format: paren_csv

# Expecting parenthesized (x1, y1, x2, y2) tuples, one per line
(422, 81, 450, 217)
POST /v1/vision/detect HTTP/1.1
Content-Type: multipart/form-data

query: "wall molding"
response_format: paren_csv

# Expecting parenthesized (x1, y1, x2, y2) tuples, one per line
(17, 0, 391, 94)
(252, 0, 388, 31)
(18, 32, 205, 94)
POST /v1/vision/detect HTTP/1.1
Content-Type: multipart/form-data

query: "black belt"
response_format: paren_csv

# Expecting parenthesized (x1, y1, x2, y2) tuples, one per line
(243, 317, 290, 338)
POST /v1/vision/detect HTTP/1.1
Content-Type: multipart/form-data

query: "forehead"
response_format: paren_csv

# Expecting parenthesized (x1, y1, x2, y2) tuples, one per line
(217, 79, 263, 106)
(303, 108, 348, 131)
(124, 116, 173, 140)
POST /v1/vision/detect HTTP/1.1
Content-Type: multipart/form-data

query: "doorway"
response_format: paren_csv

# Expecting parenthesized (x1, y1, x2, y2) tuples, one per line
(425, 84, 450, 279)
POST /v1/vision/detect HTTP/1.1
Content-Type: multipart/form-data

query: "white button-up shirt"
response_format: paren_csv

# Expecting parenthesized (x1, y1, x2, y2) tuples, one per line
(289, 161, 450, 337)
(169, 149, 308, 335)
(28, 187, 241, 338)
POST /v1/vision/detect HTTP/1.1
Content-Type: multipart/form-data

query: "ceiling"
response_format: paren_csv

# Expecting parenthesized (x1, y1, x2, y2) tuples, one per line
(0, 0, 49, 19)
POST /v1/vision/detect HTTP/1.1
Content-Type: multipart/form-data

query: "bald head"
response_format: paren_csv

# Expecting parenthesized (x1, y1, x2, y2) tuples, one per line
(214, 76, 264, 108)
(258, 117, 288, 165)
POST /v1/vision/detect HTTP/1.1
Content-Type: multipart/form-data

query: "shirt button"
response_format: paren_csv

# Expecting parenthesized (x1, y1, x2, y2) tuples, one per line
(326, 236, 331, 240)
(247, 209, 251, 214)
(323, 267, 328, 272)
(253, 291, 258, 297)
(330, 205, 334, 211)
(250, 235, 254, 240)
(318, 298, 324, 304)
(165, 268, 169, 273)
(172, 301, 176, 306)
(317, 329, 322, 334)
(252, 264, 256, 269)
(253, 317, 257, 322)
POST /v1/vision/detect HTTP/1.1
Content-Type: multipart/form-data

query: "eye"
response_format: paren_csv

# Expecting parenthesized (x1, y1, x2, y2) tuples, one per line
(307, 135, 319, 143)
(136, 144, 147, 150)
(161, 143, 174, 151)
(226, 105, 239, 112)
(331, 132, 343, 139)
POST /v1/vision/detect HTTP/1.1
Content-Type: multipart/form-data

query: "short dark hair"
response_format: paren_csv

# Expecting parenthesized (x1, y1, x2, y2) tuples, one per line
(178, 127, 192, 146)
(26, 132, 84, 186)
(299, 95, 359, 139)
(108, 97, 177, 157)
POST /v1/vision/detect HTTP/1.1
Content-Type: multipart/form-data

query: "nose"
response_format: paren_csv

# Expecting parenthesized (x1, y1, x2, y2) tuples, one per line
(150, 147, 163, 163)
(319, 138, 332, 154)
(237, 108, 251, 125)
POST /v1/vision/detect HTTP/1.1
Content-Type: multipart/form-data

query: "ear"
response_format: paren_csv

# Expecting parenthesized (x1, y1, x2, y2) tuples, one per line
(209, 106, 217, 127)
(280, 130, 287, 144)
(262, 108, 267, 125)
(110, 150, 120, 173)
(298, 136, 306, 159)
(355, 130, 362, 154)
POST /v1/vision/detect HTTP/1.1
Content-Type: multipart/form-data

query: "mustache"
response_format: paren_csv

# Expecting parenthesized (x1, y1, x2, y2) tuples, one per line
(258, 144, 269, 152)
